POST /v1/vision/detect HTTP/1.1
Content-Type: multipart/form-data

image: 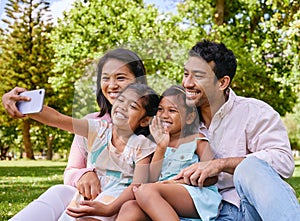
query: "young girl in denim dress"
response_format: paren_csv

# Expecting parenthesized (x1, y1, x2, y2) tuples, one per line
(129, 85, 222, 221)
(23, 83, 160, 221)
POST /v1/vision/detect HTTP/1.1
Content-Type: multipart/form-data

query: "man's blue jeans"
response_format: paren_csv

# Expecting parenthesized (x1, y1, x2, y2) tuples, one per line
(217, 156, 300, 221)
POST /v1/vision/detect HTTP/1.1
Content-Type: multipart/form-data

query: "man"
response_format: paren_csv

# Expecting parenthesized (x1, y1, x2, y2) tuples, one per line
(177, 40, 300, 220)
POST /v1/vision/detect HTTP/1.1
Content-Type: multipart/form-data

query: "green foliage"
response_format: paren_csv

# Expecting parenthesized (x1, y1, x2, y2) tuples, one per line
(49, 0, 162, 114)
(286, 159, 300, 202)
(29, 122, 73, 154)
(49, 0, 198, 113)
(175, 0, 299, 115)
(0, 0, 73, 158)
(0, 0, 54, 92)
(283, 100, 300, 151)
(0, 0, 299, 156)
(0, 125, 20, 148)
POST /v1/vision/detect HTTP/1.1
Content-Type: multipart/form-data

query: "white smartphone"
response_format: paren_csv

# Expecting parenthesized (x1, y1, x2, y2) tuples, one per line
(16, 89, 45, 114)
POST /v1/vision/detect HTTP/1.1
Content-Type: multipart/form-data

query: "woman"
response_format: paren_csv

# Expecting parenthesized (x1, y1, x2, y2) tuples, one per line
(64, 48, 147, 200)
(3, 48, 148, 221)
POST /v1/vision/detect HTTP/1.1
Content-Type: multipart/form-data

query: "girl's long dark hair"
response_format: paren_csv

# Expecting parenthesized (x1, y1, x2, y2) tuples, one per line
(121, 83, 159, 137)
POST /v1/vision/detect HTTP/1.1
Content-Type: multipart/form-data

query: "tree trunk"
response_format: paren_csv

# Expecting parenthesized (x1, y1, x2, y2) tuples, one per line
(19, 147, 23, 159)
(46, 134, 55, 160)
(0, 141, 9, 160)
(215, 0, 225, 25)
(22, 119, 35, 159)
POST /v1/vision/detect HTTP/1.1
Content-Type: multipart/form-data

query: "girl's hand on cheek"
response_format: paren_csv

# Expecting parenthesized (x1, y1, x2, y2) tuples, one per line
(150, 116, 169, 148)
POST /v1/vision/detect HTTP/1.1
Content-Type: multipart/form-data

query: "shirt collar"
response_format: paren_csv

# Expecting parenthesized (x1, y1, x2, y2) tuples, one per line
(214, 88, 236, 119)
(199, 121, 208, 137)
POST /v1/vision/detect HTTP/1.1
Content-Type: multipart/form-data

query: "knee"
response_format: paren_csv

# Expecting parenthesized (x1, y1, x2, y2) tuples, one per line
(117, 200, 140, 221)
(46, 184, 76, 196)
(234, 157, 256, 185)
(233, 157, 268, 192)
(39, 184, 64, 198)
(120, 200, 139, 212)
(39, 184, 77, 206)
(134, 183, 156, 206)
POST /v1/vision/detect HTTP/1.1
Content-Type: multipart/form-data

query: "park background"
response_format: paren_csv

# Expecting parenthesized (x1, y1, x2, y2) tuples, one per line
(0, 0, 299, 220)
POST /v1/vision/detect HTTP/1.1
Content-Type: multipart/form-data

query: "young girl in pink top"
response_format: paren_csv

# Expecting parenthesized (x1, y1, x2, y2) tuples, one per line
(10, 83, 159, 221)
(65, 85, 221, 221)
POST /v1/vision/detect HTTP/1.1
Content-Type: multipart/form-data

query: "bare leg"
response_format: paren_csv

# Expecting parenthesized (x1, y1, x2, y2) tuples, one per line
(116, 200, 151, 221)
(134, 183, 200, 221)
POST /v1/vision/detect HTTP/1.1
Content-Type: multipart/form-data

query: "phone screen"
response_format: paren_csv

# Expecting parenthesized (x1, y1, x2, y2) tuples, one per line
(16, 89, 45, 114)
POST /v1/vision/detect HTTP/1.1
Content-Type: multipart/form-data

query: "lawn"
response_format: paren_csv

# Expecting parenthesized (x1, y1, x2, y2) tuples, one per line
(0, 160, 66, 221)
(0, 159, 299, 221)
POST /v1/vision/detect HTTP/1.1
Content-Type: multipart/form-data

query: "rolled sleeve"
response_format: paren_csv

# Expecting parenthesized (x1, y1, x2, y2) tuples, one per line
(247, 102, 294, 178)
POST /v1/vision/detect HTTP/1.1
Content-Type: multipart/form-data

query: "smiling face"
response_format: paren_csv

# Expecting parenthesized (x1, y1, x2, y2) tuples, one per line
(156, 95, 186, 138)
(111, 88, 147, 133)
(100, 58, 136, 105)
(182, 56, 219, 108)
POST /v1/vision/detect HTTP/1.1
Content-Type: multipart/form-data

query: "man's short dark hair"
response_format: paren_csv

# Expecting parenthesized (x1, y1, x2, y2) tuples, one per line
(189, 40, 237, 84)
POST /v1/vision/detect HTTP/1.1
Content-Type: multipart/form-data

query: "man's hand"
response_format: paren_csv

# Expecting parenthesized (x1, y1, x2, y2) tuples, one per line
(77, 171, 101, 200)
(174, 159, 223, 187)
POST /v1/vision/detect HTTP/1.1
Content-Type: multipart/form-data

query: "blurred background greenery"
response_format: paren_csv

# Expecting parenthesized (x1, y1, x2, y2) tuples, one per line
(0, 0, 299, 160)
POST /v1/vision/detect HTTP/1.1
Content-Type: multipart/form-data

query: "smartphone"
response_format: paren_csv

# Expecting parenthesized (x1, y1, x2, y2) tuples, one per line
(16, 89, 45, 114)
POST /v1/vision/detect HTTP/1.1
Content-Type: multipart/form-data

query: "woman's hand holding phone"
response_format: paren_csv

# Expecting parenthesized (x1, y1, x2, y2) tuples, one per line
(16, 89, 45, 115)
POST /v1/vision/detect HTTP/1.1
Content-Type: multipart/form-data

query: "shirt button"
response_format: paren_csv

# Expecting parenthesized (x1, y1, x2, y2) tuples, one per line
(180, 155, 184, 160)
(171, 148, 176, 152)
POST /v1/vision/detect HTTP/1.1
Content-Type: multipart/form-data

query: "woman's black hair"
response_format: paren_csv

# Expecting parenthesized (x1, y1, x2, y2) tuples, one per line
(96, 48, 147, 117)
(121, 83, 159, 137)
(160, 85, 199, 137)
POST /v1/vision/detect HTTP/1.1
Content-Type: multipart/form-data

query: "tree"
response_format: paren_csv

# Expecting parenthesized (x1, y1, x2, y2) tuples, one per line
(1, 0, 298, 158)
(0, 0, 55, 159)
(48, 0, 199, 114)
(0, 0, 193, 158)
(283, 100, 300, 151)
(175, 0, 299, 116)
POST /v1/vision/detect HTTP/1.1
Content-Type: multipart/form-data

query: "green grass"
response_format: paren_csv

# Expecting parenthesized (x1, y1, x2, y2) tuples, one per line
(286, 159, 300, 202)
(0, 160, 66, 221)
(0, 159, 299, 221)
